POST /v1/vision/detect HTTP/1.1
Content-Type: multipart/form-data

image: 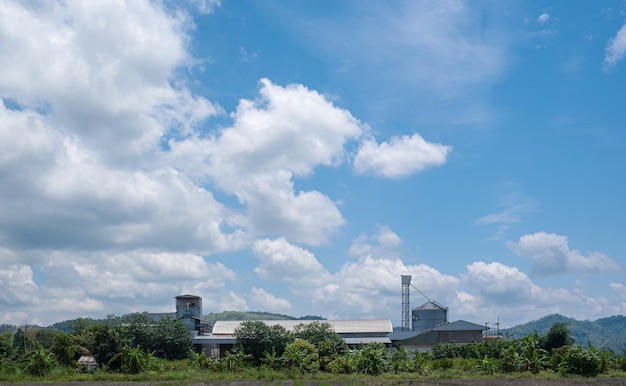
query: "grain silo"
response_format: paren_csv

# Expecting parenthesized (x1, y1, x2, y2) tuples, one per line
(412, 300, 448, 332)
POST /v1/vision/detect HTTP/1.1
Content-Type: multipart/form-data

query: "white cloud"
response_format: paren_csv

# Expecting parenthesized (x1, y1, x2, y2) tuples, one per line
(0, 1, 218, 165)
(507, 232, 622, 276)
(252, 238, 329, 283)
(610, 283, 626, 299)
(537, 13, 550, 24)
(459, 261, 617, 327)
(190, 0, 221, 15)
(354, 134, 451, 178)
(251, 287, 292, 312)
(348, 225, 402, 260)
(0, 265, 38, 308)
(604, 23, 626, 70)
(168, 79, 364, 245)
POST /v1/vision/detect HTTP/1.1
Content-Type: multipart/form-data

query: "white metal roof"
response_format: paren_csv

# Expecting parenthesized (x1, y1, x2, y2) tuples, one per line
(211, 319, 393, 335)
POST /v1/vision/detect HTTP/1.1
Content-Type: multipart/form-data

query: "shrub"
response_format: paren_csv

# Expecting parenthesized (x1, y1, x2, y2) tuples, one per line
(353, 343, 389, 375)
(558, 345, 599, 377)
(282, 339, 319, 373)
(23, 343, 57, 376)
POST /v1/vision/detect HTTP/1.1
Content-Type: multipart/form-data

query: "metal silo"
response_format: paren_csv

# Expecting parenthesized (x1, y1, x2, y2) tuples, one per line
(412, 300, 448, 332)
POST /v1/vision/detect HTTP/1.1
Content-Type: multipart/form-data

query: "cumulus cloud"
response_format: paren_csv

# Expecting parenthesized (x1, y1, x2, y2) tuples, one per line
(604, 23, 626, 70)
(459, 261, 617, 326)
(250, 227, 459, 321)
(0, 1, 218, 165)
(252, 238, 329, 283)
(507, 232, 621, 276)
(348, 225, 402, 260)
(354, 134, 451, 178)
(168, 79, 364, 245)
(251, 287, 292, 312)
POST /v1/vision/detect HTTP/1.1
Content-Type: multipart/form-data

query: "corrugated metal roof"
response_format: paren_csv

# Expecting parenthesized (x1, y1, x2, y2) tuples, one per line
(212, 319, 393, 335)
(345, 337, 391, 345)
(431, 320, 486, 331)
(414, 301, 447, 310)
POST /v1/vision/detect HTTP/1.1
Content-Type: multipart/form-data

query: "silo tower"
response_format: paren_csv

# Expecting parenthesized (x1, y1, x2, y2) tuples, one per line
(412, 300, 448, 332)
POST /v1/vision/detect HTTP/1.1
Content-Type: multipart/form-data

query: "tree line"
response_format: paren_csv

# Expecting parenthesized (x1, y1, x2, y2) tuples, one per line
(1, 317, 626, 379)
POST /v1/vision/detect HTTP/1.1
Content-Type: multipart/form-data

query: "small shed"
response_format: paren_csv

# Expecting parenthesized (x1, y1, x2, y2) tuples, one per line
(76, 356, 98, 372)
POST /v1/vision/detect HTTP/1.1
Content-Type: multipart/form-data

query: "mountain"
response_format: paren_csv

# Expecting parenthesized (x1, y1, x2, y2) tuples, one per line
(501, 314, 626, 353)
(203, 311, 324, 325)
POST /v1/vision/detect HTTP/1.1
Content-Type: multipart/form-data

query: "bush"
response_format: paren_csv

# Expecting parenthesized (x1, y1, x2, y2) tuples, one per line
(23, 343, 57, 376)
(282, 339, 319, 373)
(353, 343, 389, 375)
(558, 345, 599, 377)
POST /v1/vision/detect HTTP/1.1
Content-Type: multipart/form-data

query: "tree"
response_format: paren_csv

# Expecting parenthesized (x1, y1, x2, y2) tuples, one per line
(541, 322, 574, 353)
(12, 328, 34, 356)
(90, 324, 119, 368)
(234, 321, 293, 364)
(293, 321, 347, 370)
(35, 328, 60, 349)
(51, 332, 76, 367)
(116, 312, 153, 350)
(151, 317, 192, 359)
(0, 332, 12, 357)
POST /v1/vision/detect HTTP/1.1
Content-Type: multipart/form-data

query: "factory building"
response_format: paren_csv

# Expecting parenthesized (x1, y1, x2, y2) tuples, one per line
(390, 275, 488, 351)
(195, 319, 393, 357)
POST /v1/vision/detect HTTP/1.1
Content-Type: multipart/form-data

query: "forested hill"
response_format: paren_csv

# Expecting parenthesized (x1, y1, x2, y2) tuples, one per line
(501, 314, 626, 353)
(203, 311, 324, 325)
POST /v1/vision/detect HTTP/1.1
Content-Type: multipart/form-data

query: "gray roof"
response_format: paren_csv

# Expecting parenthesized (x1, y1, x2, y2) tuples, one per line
(414, 301, 447, 310)
(212, 319, 393, 335)
(345, 337, 391, 345)
(431, 320, 486, 332)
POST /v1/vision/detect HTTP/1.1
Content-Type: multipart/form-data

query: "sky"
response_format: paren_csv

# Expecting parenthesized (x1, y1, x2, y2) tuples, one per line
(0, 0, 625, 329)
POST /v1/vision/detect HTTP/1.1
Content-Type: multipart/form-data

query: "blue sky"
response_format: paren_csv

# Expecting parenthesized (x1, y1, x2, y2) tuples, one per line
(0, 0, 625, 329)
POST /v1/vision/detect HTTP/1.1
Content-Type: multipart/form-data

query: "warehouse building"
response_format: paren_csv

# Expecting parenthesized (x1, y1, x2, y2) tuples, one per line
(194, 319, 393, 357)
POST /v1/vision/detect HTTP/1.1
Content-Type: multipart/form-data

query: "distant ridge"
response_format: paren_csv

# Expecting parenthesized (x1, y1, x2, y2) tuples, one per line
(203, 311, 325, 325)
(501, 314, 626, 353)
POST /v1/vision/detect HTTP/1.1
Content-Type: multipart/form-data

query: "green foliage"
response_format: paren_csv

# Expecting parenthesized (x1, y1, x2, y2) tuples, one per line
(51, 332, 76, 367)
(326, 353, 357, 374)
(0, 332, 12, 357)
(234, 321, 293, 364)
(353, 342, 390, 375)
(108, 344, 160, 374)
(558, 344, 599, 376)
(221, 349, 252, 372)
(475, 356, 496, 375)
(34, 328, 59, 349)
(90, 324, 119, 368)
(293, 321, 346, 370)
(12, 328, 34, 356)
(150, 317, 193, 359)
(502, 314, 626, 353)
(540, 322, 574, 352)
(261, 347, 283, 370)
(23, 342, 57, 376)
(192, 349, 219, 371)
(282, 339, 319, 373)
(521, 334, 549, 374)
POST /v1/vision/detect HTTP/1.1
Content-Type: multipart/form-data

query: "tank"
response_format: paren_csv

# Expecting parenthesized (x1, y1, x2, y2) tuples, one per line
(412, 301, 448, 332)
